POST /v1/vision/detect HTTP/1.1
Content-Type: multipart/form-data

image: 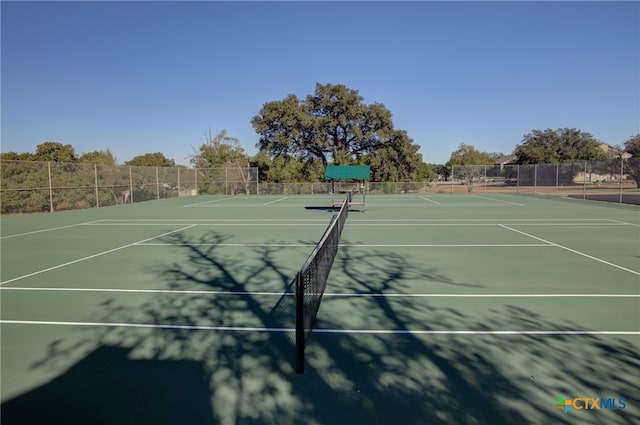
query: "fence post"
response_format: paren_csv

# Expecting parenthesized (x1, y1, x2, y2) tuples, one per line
(225, 167, 228, 195)
(156, 167, 160, 200)
(256, 168, 260, 195)
(195, 168, 198, 194)
(556, 163, 559, 194)
(48, 162, 54, 213)
(450, 166, 454, 194)
(534, 164, 537, 195)
(619, 157, 624, 204)
(94, 164, 99, 208)
(177, 167, 181, 197)
(583, 161, 587, 200)
(129, 166, 134, 204)
(516, 165, 520, 195)
(484, 165, 487, 192)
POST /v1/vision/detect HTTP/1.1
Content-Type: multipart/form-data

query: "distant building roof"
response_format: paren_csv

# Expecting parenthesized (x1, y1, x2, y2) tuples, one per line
(494, 155, 518, 165)
(599, 143, 631, 159)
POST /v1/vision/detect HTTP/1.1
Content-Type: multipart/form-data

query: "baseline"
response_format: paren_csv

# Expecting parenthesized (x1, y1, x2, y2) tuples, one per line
(1, 287, 637, 298)
(1, 320, 637, 336)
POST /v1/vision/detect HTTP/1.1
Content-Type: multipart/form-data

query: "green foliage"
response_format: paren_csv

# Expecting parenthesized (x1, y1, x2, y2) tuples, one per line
(190, 130, 247, 169)
(252, 82, 423, 180)
(446, 144, 498, 192)
(79, 150, 117, 165)
(125, 152, 175, 167)
(415, 162, 436, 182)
(447, 144, 497, 166)
(624, 134, 640, 188)
(34, 142, 78, 162)
(624, 134, 640, 156)
(252, 151, 324, 183)
(514, 128, 608, 164)
(0, 151, 34, 161)
(0, 161, 51, 213)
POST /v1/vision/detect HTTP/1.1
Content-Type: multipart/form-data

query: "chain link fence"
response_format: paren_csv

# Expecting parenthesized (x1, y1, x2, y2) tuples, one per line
(0, 161, 259, 214)
(1, 159, 638, 214)
(443, 160, 636, 199)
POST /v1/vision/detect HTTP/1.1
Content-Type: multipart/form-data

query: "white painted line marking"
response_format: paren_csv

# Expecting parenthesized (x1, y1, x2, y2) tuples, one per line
(1, 287, 637, 298)
(470, 195, 526, 206)
(263, 197, 289, 205)
(499, 224, 640, 276)
(607, 219, 640, 227)
(135, 243, 551, 247)
(0, 225, 196, 285)
(1, 222, 97, 239)
(418, 196, 441, 205)
(183, 197, 236, 207)
(1, 320, 637, 336)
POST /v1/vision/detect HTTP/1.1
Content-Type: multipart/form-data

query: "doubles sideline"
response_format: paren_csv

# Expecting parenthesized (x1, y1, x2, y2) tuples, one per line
(0, 319, 637, 336)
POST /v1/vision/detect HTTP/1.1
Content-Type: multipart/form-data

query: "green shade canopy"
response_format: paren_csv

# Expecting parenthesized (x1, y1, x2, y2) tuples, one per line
(324, 165, 371, 180)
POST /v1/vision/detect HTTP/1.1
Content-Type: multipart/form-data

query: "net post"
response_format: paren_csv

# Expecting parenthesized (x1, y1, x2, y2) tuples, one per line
(295, 271, 305, 375)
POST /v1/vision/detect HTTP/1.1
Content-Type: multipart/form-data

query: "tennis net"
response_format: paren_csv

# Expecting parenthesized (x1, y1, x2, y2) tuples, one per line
(295, 190, 351, 374)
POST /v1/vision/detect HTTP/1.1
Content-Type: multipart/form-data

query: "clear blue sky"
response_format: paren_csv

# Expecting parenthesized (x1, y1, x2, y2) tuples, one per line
(2, 1, 639, 166)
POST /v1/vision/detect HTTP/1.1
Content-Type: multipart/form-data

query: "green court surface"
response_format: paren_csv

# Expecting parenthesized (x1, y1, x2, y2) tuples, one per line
(1, 194, 638, 425)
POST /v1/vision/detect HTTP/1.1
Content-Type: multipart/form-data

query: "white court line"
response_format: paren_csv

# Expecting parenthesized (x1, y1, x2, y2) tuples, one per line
(470, 195, 526, 206)
(183, 197, 236, 207)
(607, 219, 640, 227)
(346, 223, 517, 226)
(78, 218, 625, 227)
(0, 287, 292, 296)
(1, 287, 637, 298)
(373, 204, 524, 208)
(0, 320, 291, 332)
(418, 196, 442, 205)
(87, 223, 331, 226)
(89, 219, 328, 222)
(340, 243, 551, 247)
(138, 242, 315, 247)
(0, 221, 97, 239)
(136, 242, 551, 247)
(0, 225, 196, 286)
(499, 224, 640, 276)
(263, 197, 289, 205)
(84, 220, 628, 227)
(353, 219, 613, 222)
(0, 320, 637, 336)
(311, 329, 640, 335)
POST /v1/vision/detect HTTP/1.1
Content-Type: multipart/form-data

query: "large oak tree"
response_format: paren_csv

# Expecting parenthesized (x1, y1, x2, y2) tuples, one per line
(514, 128, 607, 164)
(251, 83, 423, 179)
(623, 134, 640, 188)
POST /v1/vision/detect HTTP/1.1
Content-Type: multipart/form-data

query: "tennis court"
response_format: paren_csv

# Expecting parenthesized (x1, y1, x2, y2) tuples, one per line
(1, 193, 638, 424)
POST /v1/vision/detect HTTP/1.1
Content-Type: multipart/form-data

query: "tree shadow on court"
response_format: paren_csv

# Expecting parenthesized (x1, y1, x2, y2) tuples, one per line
(8, 230, 639, 425)
(303, 243, 639, 425)
(1, 345, 214, 425)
